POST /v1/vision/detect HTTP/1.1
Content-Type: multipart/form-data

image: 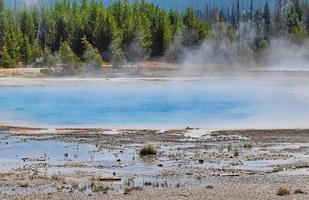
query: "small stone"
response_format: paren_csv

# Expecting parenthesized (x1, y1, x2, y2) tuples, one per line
(272, 167, 280, 172)
(206, 185, 214, 189)
(294, 189, 306, 194)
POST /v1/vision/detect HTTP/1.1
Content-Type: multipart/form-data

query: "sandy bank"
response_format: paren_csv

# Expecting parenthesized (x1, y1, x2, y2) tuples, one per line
(0, 68, 43, 78)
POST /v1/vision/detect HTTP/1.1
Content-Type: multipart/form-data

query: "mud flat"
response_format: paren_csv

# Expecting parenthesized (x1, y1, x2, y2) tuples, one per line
(0, 126, 309, 199)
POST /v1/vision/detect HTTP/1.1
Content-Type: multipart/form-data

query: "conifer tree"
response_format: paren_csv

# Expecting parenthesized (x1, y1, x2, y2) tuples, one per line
(60, 41, 80, 74)
(0, 45, 15, 68)
(263, 2, 271, 38)
(82, 37, 103, 69)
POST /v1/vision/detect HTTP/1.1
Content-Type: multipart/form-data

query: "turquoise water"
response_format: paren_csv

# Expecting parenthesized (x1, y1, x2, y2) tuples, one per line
(0, 79, 308, 128)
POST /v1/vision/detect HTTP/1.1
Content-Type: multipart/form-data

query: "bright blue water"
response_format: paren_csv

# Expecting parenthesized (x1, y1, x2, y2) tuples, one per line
(0, 79, 308, 128)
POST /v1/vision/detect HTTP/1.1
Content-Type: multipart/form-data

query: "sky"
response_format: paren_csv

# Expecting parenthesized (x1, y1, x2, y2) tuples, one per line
(5, 0, 275, 11)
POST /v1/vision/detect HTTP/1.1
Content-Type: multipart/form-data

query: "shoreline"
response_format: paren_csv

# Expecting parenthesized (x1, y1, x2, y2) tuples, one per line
(2, 66, 309, 80)
(2, 124, 309, 133)
(0, 75, 309, 199)
(0, 126, 309, 199)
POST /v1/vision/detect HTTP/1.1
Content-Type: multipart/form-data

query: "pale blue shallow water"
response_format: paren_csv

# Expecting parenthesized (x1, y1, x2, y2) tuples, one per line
(0, 79, 308, 128)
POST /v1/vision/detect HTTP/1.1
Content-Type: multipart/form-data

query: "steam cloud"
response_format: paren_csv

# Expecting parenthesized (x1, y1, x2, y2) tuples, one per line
(167, 22, 309, 76)
(21, 0, 40, 5)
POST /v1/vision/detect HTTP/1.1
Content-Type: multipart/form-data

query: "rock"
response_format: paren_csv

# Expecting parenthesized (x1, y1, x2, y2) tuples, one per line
(205, 185, 214, 189)
(294, 189, 307, 194)
(144, 181, 152, 186)
(99, 177, 121, 181)
(272, 167, 281, 173)
(19, 183, 29, 188)
(220, 173, 240, 177)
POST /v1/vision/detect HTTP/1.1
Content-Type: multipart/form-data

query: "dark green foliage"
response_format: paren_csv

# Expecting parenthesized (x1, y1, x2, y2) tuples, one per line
(31, 40, 44, 63)
(20, 10, 36, 43)
(20, 35, 32, 64)
(263, 2, 271, 38)
(0, 45, 15, 68)
(82, 37, 103, 69)
(0, 0, 308, 69)
(58, 41, 80, 75)
(150, 10, 172, 57)
(0, 0, 3, 14)
(183, 8, 209, 47)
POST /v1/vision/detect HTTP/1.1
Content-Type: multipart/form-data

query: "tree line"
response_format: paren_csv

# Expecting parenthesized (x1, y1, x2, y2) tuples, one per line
(0, 0, 308, 72)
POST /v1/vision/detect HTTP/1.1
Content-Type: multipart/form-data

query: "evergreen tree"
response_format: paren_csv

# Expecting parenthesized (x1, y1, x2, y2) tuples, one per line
(0, 0, 3, 13)
(2, 12, 22, 66)
(183, 8, 209, 47)
(263, 2, 272, 38)
(291, 21, 308, 43)
(287, 0, 303, 33)
(274, 0, 283, 34)
(20, 10, 36, 43)
(0, 0, 308, 69)
(0, 45, 15, 68)
(60, 41, 80, 74)
(31, 40, 44, 63)
(82, 37, 103, 69)
(151, 11, 172, 57)
(0, 0, 4, 43)
(20, 35, 32, 64)
(254, 10, 263, 37)
(94, 7, 119, 62)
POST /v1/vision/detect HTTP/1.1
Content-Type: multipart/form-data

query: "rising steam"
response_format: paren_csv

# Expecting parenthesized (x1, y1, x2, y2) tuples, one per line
(172, 21, 309, 76)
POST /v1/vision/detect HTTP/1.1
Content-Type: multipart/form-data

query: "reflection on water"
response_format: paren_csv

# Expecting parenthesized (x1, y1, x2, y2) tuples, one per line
(0, 135, 161, 175)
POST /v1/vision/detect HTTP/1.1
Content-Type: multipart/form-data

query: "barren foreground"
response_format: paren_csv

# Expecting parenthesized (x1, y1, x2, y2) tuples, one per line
(0, 127, 308, 199)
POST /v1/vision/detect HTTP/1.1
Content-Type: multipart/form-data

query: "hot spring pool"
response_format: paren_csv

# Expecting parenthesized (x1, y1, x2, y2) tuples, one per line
(0, 78, 308, 128)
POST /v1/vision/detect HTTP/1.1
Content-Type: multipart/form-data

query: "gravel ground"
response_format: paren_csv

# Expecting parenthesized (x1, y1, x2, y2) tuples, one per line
(0, 127, 309, 199)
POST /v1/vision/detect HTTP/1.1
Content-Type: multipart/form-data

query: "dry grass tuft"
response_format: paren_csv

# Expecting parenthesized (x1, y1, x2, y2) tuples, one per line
(244, 143, 253, 148)
(233, 148, 239, 157)
(139, 144, 157, 156)
(276, 187, 290, 196)
(123, 186, 143, 194)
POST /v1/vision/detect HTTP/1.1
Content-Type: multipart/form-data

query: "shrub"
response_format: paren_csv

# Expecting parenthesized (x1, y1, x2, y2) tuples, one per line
(59, 41, 80, 74)
(276, 187, 290, 196)
(139, 144, 157, 156)
(82, 37, 104, 69)
(233, 148, 239, 157)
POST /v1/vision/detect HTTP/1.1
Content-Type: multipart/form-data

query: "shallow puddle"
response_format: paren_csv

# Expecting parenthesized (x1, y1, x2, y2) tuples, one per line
(232, 157, 309, 171)
(0, 134, 162, 176)
(278, 168, 309, 175)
